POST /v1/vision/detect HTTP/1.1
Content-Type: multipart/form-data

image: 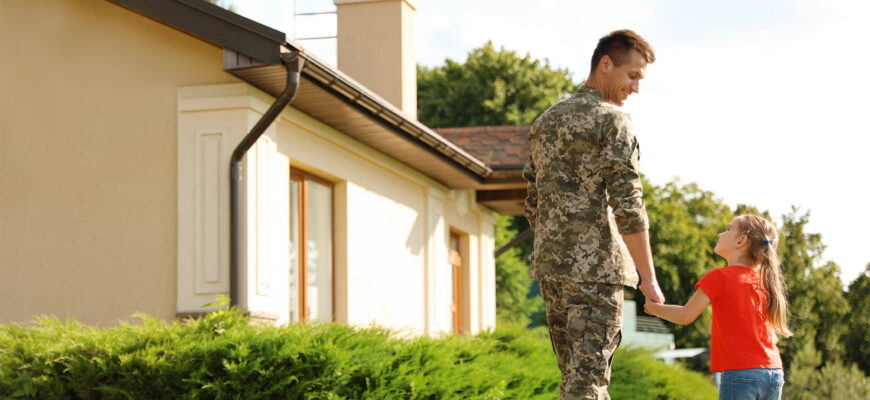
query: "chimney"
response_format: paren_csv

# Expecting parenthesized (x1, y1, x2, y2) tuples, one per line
(334, 0, 417, 118)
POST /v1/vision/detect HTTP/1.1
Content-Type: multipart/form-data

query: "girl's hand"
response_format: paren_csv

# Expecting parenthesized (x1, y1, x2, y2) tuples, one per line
(643, 299, 657, 315)
(645, 290, 711, 325)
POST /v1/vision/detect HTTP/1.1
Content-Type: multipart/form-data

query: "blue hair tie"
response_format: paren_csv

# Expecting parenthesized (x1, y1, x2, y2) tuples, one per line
(763, 239, 770, 245)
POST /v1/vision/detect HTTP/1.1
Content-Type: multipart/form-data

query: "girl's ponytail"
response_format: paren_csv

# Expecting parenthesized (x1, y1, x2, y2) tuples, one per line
(739, 215, 793, 337)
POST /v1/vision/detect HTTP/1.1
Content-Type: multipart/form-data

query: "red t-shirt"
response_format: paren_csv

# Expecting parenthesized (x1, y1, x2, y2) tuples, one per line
(695, 265, 783, 372)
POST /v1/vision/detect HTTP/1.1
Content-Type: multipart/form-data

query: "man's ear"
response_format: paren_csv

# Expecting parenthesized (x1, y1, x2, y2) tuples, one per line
(599, 55, 613, 75)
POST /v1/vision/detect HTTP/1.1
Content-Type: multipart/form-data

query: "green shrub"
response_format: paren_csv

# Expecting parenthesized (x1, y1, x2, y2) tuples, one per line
(1, 309, 716, 399)
(610, 347, 717, 400)
(784, 341, 870, 400)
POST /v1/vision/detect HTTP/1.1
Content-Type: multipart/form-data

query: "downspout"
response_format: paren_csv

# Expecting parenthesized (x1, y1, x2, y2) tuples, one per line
(230, 52, 305, 308)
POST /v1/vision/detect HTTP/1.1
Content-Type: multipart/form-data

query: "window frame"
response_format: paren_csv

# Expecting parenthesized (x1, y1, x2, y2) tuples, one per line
(449, 231, 463, 335)
(290, 169, 335, 322)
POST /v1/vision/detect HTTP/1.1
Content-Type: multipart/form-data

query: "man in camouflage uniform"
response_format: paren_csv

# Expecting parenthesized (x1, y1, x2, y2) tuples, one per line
(523, 30, 665, 400)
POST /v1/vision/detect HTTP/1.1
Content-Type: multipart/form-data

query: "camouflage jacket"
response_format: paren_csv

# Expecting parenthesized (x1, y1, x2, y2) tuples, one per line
(523, 86, 648, 287)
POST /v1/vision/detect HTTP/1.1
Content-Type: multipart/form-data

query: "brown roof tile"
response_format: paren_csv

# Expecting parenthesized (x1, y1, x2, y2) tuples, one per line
(435, 125, 530, 170)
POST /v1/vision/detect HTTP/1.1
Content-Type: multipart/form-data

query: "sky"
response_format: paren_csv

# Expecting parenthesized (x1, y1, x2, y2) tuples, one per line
(234, 0, 870, 285)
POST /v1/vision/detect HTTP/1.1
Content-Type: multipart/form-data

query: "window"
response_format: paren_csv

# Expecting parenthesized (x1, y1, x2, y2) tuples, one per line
(289, 170, 333, 323)
(449, 232, 462, 335)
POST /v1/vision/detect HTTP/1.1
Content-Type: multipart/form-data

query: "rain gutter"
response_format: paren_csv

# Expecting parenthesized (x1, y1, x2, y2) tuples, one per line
(230, 52, 304, 307)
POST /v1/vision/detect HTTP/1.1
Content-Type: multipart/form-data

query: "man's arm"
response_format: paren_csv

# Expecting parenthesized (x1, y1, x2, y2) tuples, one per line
(601, 113, 664, 303)
(622, 231, 664, 303)
(522, 157, 538, 230)
(644, 289, 710, 325)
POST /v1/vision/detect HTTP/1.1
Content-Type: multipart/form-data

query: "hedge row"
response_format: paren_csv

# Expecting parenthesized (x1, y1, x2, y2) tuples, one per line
(0, 309, 716, 399)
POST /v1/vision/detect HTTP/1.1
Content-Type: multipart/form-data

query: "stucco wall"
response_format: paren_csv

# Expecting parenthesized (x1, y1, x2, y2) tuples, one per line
(177, 83, 495, 335)
(274, 96, 496, 335)
(0, 0, 238, 325)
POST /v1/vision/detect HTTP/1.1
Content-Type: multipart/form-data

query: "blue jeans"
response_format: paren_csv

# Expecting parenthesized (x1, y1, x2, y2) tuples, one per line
(718, 368, 784, 400)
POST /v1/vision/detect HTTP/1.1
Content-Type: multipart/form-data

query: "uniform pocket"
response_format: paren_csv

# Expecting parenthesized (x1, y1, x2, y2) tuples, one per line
(566, 307, 621, 375)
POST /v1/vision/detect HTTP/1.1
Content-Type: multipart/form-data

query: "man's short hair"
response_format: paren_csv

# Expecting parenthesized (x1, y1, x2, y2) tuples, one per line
(590, 30, 655, 72)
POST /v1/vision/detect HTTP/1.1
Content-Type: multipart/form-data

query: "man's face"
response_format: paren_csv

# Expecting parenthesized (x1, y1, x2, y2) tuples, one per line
(603, 49, 648, 106)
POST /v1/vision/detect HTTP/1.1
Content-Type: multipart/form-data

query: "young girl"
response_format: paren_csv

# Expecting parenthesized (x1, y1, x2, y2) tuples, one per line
(644, 214, 792, 400)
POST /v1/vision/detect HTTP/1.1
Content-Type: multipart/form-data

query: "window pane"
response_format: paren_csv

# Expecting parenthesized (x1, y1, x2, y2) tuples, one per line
(306, 180, 332, 322)
(289, 179, 300, 322)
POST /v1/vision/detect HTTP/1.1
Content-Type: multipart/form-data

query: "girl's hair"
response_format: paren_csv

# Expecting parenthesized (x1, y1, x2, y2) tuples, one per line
(737, 214, 793, 337)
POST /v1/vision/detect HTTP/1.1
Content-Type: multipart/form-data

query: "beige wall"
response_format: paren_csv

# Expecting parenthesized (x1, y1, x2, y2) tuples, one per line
(0, 0, 238, 325)
(177, 83, 496, 335)
(276, 100, 495, 335)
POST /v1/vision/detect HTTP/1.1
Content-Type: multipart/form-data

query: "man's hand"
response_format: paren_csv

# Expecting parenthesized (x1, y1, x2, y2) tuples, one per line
(639, 279, 664, 304)
(622, 230, 665, 304)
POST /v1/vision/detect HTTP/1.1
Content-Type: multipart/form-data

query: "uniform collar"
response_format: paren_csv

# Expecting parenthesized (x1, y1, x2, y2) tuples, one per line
(575, 85, 606, 102)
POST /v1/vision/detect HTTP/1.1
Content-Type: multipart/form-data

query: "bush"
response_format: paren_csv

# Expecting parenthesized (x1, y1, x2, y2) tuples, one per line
(1, 309, 716, 399)
(784, 341, 870, 400)
(610, 347, 717, 400)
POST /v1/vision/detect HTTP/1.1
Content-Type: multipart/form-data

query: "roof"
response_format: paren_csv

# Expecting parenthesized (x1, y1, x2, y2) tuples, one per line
(109, 0, 492, 189)
(434, 125, 530, 171)
(435, 125, 530, 215)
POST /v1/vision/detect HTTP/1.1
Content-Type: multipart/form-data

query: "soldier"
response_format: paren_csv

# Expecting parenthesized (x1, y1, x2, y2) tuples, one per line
(522, 29, 665, 400)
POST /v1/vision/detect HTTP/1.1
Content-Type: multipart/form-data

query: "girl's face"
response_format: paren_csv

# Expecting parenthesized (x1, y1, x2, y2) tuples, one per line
(714, 217, 747, 259)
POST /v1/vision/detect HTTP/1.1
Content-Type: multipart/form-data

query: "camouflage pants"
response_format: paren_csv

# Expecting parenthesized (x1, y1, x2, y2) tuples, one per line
(539, 280, 624, 400)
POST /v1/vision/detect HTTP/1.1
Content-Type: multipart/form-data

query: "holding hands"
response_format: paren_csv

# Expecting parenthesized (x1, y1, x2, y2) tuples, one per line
(644, 289, 710, 325)
(640, 279, 665, 304)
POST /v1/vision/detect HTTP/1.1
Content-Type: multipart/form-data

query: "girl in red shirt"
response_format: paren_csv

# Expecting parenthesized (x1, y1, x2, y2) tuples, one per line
(644, 214, 792, 400)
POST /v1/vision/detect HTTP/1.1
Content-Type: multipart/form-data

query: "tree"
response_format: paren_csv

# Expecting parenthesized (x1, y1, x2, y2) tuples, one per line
(417, 41, 577, 128)
(493, 215, 543, 325)
(777, 209, 851, 369)
(418, 42, 577, 325)
(785, 341, 870, 400)
(844, 264, 870, 375)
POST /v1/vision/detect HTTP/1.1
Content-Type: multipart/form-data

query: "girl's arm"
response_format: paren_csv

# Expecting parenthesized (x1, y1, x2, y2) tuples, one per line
(644, 289, 710, 325)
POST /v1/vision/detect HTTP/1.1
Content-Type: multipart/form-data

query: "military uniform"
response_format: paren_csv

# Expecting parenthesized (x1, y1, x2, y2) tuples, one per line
(523, 85, 648, 400)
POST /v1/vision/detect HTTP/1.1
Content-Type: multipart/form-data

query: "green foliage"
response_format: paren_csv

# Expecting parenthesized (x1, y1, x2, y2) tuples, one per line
(610, 347, 718, 400)
(494, 214, 542, 326)
(0, 311, 717, 399)
(777, 209, 851, 369)
(784, 341, 870, 400)
(417, 41, 578, 128)
(844, 264, 870, 374)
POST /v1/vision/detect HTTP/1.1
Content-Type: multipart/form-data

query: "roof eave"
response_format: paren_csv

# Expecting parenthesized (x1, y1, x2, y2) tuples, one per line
(108, 0, 492, 188)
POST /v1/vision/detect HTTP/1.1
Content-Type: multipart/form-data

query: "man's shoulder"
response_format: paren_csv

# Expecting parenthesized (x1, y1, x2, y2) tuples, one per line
(535, 96, 624, 128)
(597, 101, 631, 126)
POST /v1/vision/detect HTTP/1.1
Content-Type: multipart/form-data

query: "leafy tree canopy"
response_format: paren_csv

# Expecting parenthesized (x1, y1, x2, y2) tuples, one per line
(417, 41, 577, 128)
(844, 264, 870, 374)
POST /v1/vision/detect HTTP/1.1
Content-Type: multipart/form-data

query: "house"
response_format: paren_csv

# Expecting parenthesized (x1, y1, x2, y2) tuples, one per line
(0, 0, 530, 337)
